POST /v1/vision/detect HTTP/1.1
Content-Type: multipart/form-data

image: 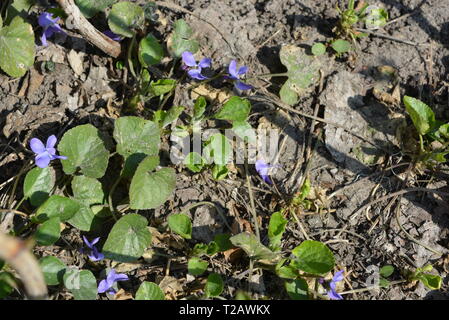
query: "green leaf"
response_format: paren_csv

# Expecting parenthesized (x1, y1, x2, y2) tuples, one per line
(403, 96, 436, 135)
(214, 97, 251, 122)
(135, 282, 165, 300)
(154, 105, 184, 128)
(379, 265, 395, 278)
(438, 123, 449, 139)
(35, 217, 61, 246)
(279, 45, 321, 105)
(75, 0, 115, 18)
(0, 272, 15, 299)
(168, 214, 192, 239)
(365, 8, 388, 29)
(0, 16, 35, 78)
(58, 124, 110, 178)
(63, 268, 97, 300)
(39, 256, 66, 286)
(0, 260, 4, 270)
(129, 156, 176, 210)
(418, 273, 442, 290)
(331, 39, 351, 54)
(211, 164, 229, 180)
(103, 214, 152, 262)
(193, 96, 207, 121)
(285, 279, 309, 300)
(149, 79, 177, 97)
(113, 116, 160, 158)
(67, 176, 106, 231)
(168, 19, 199, 58)
(291, 240, 335, 275)
(275, 260, 298, 279)
(311, 43, 326, 56)
(35, 195, 80, 222)
(203, 133, 232, 165)
(205, 273, 223, 297)
(108, 2, 145, 38)
(139, 34, 164, 66)
(184, 152, 207, 173)
(230, 232, 279, 263)
(206, 241, 219, 256)
(188, 257, 208, 276)
(6, 0, 36, 23)
(268, 211, 287, 251)
(232, 121, 257, 144)
(214, 234, 232, 252)
(23, 166, 54, 207)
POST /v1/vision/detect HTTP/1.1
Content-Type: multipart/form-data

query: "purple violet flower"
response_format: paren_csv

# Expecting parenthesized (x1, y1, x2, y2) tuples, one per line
(82, 236, 105, 262)
(322, 270, 344, 300)
(103, 30, 123, 42)
(29, 135, 67, 168)
(182, 51, 211, 80)
(98, 269, 129, 295)
(255, 159, 279, 185)
(228, 60, 252, 91)
(38, 12, 65, 47)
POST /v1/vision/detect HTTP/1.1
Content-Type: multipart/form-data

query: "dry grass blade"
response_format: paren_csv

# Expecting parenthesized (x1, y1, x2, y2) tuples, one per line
(0, 233, 48, 299)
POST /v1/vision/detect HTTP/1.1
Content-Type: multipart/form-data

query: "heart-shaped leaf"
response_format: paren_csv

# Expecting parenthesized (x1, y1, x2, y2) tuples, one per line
(75, 0, 115, 19)
(35, 217, 61, 245)
(403, 96, 436, 135)
(6, 0, 36, 23)
(39, 256, 66, 286)
(108, 2, 144, 38)
(285, 279, 309, 300)
(184, 152, 207, 173)
(205, 273, 223, 297)
(149, 79, 177, 97)
(311, 43, 326, 56)
(103, 214, 152, 262)
(279, 45, 321, 105)
(135, 282, 165, 300)
(167, 19, 198, 58)
(63, 268, 97, 300)
(58, 124, 110, 178)
(188, 257, 208, 276)
(168, 214, 192, 239)
(214, 96, 251, 122)
(203, 133, 232, 166)
(113, 116, 160, 158)
(129, 156, 176, 210)
(0, 16, 35, 77)
(230, 232, 279, 263)
(139, 34, 164, 66)
(291, 240, 335, 275)
(23, 166, 54, 207)
(67, 176, 106, 231)
(331, 39, 351, 54)
(35, 195, 80, 222)
(268, 211, 287, 251)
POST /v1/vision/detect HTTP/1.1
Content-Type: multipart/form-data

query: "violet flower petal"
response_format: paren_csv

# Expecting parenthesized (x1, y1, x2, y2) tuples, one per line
(228, 60, 238, 79)
(30, 138, 45, 154)
(235, 81, 253, 91)
(332, 270, 345, 283)
(328, 288, 343, 300)
(198, 58, 211, 69)
(40, 33, 48, 47)
(97, 279, 109, 293)
(188, 69, 207, 80)
(35, 153, 51, 168)
(237, 66, 248, 75)
(103, 30, 123, 42)
(82, 235, 93, 249)
(182, 51, 197, 67)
